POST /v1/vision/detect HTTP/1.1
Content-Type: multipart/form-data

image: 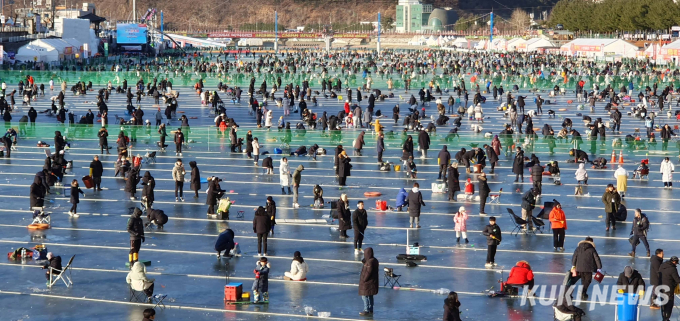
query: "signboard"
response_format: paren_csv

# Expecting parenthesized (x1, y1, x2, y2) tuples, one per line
(206, 32, 369, 39)
(573, 45, 602, 52)
(117, 23, 148, 44)
(64, 47, 73, 55)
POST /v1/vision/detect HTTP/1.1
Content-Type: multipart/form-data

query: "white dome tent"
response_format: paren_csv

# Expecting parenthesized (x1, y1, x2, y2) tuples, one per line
(15, 44, 59, 63)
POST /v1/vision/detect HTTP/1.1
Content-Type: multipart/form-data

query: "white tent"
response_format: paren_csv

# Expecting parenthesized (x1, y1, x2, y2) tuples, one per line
(450, 37, 469, 49)
(506, 38, 527, 51)
(425, 36, 438, 46)
(489, 38, 507, 51)
(524, 38, 556, 51)
(31, 38, 79, 58)
(15, 45, 59, 62)
(560, 38, 639, 58)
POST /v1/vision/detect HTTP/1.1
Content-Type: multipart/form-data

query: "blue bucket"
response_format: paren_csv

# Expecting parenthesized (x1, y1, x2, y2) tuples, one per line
(616, 293, 638, 321)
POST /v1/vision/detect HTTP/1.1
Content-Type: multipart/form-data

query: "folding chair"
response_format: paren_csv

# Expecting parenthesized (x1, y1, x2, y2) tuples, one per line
(48, 255, 74, 287)
(506, 208, 530, 236)
(142, 151, 156, 164)
(489, 188, 503, 204)
(383, 267, 401, 288)
(532, 216, 545, 234)
(128, 285, 147, 302)
(236, 211, 245, 219)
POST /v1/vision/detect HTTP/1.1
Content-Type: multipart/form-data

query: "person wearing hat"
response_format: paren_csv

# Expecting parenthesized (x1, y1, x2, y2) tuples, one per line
(549, 200, 567, 251)
(629, 208, 650, 257)
(42, 252, 62, 285)
(453, 206, 469, 244)
(478, 172, 490, 215)
(616, 266, 645, 294)
(482, 216, 502, 267)
(659, 256, 680, 321)
(570, 237, 602, 300)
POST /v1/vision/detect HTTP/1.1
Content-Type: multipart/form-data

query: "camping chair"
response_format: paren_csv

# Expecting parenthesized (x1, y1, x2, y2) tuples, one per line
(383, 267, 401, 288)
(236, 211, 245, 219)
(537, 201, 554, 229)
(489, 188, 503, 204)
(31, 208, 50, 225)
(128, 285, 147, 302)
(532, 216, 545, 234)
(48, 255, 75, 287)
(553, 306, 575, 321)
(506, 208, 530, 236)
(142, 151, 156, 164)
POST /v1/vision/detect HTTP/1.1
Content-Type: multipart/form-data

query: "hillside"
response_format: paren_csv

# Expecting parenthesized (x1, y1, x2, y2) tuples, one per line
(91, 0, 558, 30)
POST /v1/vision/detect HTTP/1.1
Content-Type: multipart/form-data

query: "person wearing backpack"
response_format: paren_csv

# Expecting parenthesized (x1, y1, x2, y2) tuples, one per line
(629, 208, 650, 257)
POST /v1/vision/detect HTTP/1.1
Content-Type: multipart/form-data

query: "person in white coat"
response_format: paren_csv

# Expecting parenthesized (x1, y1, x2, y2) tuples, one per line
(265, 110, 273, 129)
(284, 251, 309, 281)
(252, 138, 261, 166)
(126, 261, 155, 302)
(279, 157, 292, 195)
(474, 104, 483, 123)
(660, 157, 675, 188)
(614, 165, 628, 197)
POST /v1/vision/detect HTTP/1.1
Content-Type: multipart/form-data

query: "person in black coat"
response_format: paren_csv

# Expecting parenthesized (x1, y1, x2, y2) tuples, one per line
(478, 173, 490, 215)
(418, 130, 430, 158)
(337, 194, 352, 238)
(127, 207, 145, 264)
(660, 257, 680, 321)
(352, 201, 368, 253)
(338, 151, 352, 186)
(482, 217, 502, 267)
(89, 155, 103, 191)
(253, 206, 272, 255)
(189, 161, 200, 198)
(98, 128, 109, 154)
(334, 145, 343, 176)
(214, 228, 235, 258)
(443, 292, 462, 321)
(650, 249, 664, 308)
(513, 147, 525, 182)
(266, 196, 276, 236)
(376, 133, 385, 163)
(531, 162, 543, 195)
(141, 171, 155, 209)
(616, 266, 645, 294)
(206, 177, 225, 214)
(483, 144, 499, 174)
(437, 145, 451, 180)
(42, 252, 62, 281)
(54, 131, 65, 154)
(392, 105, 400, 124)
(30, 175, 46, 208)
(407, 182, 425, 228)
(461, 149, 476, 173)
(447, 163, 461, 201)
(402, 136, 414, 161)
(125, 166, 141, 200)
(28, 107, 37, 127)
(146, 209, 168, 229)
(571, 237, 602, 299)
(358, 247, 379, 316)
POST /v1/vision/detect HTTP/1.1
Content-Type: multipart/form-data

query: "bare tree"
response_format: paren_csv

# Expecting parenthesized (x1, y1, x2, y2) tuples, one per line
(510, 8, 530, 31)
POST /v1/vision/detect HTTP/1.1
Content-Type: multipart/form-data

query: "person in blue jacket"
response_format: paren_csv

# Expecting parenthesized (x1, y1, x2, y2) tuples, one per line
(214, 228, 235, 259)
(396, 188, 409, 212)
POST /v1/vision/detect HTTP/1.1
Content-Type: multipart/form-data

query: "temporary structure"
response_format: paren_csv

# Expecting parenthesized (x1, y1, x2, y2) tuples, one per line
(560, 38, 639, 58)
(15, 45, 59, 62)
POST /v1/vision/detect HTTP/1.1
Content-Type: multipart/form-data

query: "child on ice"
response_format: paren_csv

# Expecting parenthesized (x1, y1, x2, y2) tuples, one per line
(252, 257, 270, 303)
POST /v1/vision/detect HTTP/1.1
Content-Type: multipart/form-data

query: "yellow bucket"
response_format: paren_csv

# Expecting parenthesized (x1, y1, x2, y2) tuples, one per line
(394, 165, 401, 171)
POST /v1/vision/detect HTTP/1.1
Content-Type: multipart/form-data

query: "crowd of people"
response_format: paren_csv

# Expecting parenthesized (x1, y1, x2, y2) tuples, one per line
(10, 47, 680, 320)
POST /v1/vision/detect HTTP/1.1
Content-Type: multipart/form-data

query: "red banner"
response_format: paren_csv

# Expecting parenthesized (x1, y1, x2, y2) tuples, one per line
(207, 32, 369, 39)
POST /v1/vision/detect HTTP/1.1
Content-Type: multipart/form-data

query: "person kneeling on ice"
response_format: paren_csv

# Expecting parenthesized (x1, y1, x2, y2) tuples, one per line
(252, 257, 270, 302)
(396, 187, 408, 211)
(146, 209, 168, 229)
(284, 251, 309, 281)
(214, 228, 237, 259)
(505, 260, 535, 294)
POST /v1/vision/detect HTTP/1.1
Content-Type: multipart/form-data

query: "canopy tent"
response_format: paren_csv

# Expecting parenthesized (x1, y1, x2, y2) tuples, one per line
(506, 38, 527, 51)
(560, 38, 639, 58)
(15, 45, 59, 63)
(524, 38, 556, 52)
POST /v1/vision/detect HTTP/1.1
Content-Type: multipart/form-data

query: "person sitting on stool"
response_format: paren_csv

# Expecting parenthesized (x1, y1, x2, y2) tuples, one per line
(126, 261, 155, 302)
(505, 260, 535, 294)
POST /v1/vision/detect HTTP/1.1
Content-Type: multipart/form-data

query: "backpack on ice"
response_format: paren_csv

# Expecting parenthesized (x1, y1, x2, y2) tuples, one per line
(273, 148, 282, 154)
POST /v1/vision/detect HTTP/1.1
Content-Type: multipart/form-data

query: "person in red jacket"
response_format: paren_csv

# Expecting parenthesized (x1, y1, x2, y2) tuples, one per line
(506, 260, 534, 291)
